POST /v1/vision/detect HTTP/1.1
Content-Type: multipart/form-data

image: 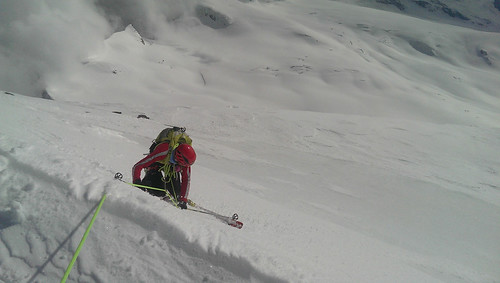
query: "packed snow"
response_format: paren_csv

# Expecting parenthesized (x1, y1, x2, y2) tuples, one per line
(1, 0, 499, 282)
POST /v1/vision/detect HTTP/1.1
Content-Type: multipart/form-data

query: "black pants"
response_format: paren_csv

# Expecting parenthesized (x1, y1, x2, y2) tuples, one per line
(140, 163, 181, 199)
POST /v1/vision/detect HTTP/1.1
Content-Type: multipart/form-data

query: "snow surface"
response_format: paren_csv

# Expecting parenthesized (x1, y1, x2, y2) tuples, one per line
(1, 0, 500, 282)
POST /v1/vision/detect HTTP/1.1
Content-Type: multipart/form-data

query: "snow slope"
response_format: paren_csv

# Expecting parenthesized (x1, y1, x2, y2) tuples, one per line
(349, 0, 500, 32)
(1, 0, 500, 282)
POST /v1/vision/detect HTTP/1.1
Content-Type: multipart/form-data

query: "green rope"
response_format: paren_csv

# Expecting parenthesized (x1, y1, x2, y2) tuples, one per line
(160, 162, 177, 183)
(121, 179, 179, 207)
(61, 194, 107, 283)
(123, 181, 167, 192)
(159, 162, 179, 201)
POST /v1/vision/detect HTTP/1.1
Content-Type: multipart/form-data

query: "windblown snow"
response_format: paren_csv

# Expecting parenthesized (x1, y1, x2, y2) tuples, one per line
(1, 0, 499, 282)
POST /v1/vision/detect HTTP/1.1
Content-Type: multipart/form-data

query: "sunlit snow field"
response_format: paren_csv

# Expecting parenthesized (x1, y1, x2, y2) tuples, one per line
(1, 0, 499, 282)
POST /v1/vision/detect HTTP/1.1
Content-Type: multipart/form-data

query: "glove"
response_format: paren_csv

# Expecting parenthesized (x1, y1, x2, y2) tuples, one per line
(178, 201, 187, 210)
(133, 179, 142, 185)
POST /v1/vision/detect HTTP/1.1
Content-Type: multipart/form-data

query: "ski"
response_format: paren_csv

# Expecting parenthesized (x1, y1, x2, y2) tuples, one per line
(187, 199, 244, 229)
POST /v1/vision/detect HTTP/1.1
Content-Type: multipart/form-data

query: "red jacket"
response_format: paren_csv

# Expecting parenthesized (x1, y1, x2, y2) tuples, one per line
(132, 143, 191, 202)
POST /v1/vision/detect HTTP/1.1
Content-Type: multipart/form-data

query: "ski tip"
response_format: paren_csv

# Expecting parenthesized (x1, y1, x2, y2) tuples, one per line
(229, 221, 244, 229)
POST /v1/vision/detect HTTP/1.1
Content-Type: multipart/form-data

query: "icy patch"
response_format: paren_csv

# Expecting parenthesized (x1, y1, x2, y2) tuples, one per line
(0, 202, 25, 229)
(195, 5, 232, 29)
(477, 48, 493, 66)
(0, 153, 29, 230)
(0, 155, 7, 172)
(292, 32, 320, 45)
(239, 0, 284, 2)
(408, 39, 436, 56)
